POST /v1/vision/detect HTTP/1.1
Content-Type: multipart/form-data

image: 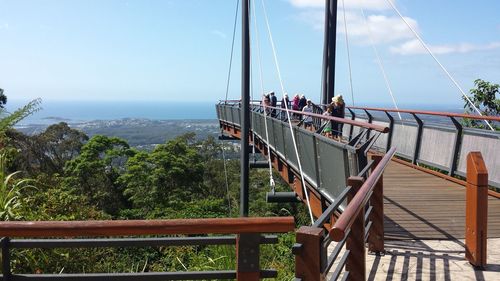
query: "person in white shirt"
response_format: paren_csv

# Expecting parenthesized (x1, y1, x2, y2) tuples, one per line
(302, 99, 314, 130)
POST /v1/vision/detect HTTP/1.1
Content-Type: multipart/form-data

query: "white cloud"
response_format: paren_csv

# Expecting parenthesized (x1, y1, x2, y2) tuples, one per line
(289, 0, 419, 45)
(390, 39, 500, 55)
(342, 13, 418, 44)
(290, 0, 500, 57)
(211, 30, 227, 39)
(297, 10, 418, 45)
(289, 0, 391, 10)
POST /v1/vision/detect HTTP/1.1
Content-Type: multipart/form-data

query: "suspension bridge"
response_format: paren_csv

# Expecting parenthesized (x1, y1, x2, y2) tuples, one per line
(0, 0, 499, 280)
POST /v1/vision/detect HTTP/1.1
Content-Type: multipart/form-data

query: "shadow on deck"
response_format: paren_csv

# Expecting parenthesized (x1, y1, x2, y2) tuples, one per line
(365, 239, 500, 281)
(383, 161, 500, 240)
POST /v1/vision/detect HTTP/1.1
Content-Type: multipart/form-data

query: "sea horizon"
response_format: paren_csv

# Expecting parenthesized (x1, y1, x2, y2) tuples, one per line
(7, 99, 467, 126)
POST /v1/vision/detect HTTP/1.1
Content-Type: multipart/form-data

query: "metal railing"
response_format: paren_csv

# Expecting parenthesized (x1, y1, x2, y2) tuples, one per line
(0, 217, 295, 280)
(216, 102, 390, 209)
(293, 147, 396, 281)
(328, 106, 500, 188)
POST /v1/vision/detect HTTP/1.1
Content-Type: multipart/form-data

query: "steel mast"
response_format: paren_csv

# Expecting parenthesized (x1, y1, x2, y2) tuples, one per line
(240, 0, 251, 217)
(322, 0, 338, 105)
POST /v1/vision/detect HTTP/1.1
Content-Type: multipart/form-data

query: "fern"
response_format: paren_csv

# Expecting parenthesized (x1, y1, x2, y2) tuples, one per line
(0, 98, 42, 133)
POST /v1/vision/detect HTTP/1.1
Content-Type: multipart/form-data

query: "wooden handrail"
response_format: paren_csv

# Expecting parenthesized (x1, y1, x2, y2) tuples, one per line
(329, 147, 397, 241)
(252, 105, 390, 133)
(0, 217, 295, 237)
(347, 106, 500, 122)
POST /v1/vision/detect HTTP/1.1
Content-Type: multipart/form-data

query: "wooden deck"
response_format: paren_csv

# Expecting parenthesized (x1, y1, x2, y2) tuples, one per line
(384, 161, 500, 240)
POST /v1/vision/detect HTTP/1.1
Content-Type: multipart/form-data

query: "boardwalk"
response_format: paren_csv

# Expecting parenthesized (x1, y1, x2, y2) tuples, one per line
(384, 161, 500, 240)
(326, 161, 500, 280)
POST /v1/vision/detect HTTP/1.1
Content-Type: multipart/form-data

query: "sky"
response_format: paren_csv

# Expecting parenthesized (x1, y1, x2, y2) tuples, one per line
(1, 0, 499, 107)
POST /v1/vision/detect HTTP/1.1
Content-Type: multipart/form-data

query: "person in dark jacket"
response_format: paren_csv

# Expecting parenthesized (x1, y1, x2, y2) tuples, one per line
(269, 91, 277, 117)
(298, 94, 307, 111)
(280, 94, 290, 120)
(331, 95, 346, 140)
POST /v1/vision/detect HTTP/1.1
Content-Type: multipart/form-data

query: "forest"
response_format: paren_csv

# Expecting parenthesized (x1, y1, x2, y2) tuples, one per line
(0, 95, 307, 279)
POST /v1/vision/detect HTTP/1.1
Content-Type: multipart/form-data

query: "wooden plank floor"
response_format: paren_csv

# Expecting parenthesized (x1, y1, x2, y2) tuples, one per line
(384, 161, 500, 240)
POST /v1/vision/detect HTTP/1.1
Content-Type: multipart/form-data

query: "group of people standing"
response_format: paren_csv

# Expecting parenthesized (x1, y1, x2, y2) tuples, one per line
(260, 92, 345, 140)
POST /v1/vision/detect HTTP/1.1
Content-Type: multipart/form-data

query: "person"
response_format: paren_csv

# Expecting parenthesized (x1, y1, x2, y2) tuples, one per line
(321, 105, 334, 138)
(331, 95, 346, 140)
(302, 99, 314, 130)
(280, 94, 290, 120)
(292, 94, 300, 119)
(269, 91, 277, 117)
(262, 94, 271, 116)
(298, 94, 307, 111)
(269, 91, 277, 107)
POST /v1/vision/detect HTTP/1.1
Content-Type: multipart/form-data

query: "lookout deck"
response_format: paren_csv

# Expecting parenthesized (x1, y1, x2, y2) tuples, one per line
(383, 161, 500, 241)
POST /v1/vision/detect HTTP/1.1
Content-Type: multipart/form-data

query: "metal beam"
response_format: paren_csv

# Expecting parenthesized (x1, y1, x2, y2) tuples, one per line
(240, 0, 251, 217)
(321, 0, 331, 105)
(327, 0, 338, 104)
(322, 0, 338, 105)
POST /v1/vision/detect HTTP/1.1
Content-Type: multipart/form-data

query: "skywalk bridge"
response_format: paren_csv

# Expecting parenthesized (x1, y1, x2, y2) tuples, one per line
(216, 101, 500, 280)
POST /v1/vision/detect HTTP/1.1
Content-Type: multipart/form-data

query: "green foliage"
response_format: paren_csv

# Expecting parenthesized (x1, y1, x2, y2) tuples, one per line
(0, 98, 41, 134)
(463, 79, 500, 130)
(0, 88, 6, 108)
(63, 135, 134, 215)
(0, 153, 34, 220)
(119, 134, 204, 215)
(7, 122, 89, 175)
(5, 126, 304, 278)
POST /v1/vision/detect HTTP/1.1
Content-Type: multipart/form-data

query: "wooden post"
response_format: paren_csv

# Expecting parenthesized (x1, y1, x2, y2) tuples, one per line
(465, 152, 488, 268)
(368, 155, 384, 254)
(346, 176, 366, 281)
(295, 226, 325, 281)
(236, 233, 261, 281)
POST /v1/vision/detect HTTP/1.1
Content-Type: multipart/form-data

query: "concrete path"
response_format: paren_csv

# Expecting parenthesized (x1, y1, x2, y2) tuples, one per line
(328, 238, 500, 281)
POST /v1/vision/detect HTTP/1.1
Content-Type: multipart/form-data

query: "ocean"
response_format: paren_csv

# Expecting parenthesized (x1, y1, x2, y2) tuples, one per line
(8, 100, 219, 125)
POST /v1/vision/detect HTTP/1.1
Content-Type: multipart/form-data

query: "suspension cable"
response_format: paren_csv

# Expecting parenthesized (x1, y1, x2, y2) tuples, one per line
(384, 0, 495, 131)
(224, 0, 240, 102)
(341, 0, 355, 106)
(260, 0, 314, 224)
(221, 0, 239, 216)
(359, 4, 403, 122)
(252, 0, 276, 190)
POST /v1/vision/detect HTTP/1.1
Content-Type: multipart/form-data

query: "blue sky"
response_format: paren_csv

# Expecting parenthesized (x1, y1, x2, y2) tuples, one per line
(1, 0, 499, 107)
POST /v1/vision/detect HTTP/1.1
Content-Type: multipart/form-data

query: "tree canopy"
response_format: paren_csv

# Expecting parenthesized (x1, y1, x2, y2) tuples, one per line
(463, 79, 499, 130)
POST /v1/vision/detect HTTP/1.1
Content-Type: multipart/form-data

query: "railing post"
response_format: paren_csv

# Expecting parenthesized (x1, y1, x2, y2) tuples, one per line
(448, 117, 463, 176)
(364, 110, 373, 141)
(237, 233, 261, 281)
(2, 237, 11, 281)
(411, 113, 423, 165)
(346, 176, 365, 281)
(368, 155, 384, 254)
(294, 226, 325, 281)
(385, 112, 394, 152)
(465, 152, 488, 268)
(347, 108, 355, 141)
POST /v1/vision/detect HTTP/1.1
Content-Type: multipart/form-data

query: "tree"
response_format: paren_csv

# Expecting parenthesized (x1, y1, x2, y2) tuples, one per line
(63, 135, 134, 215)
(0, 88, 6, 109)
(119, 134, 205, 215)
(7, 122, 89, 175)
(463, 79, 499, 130)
